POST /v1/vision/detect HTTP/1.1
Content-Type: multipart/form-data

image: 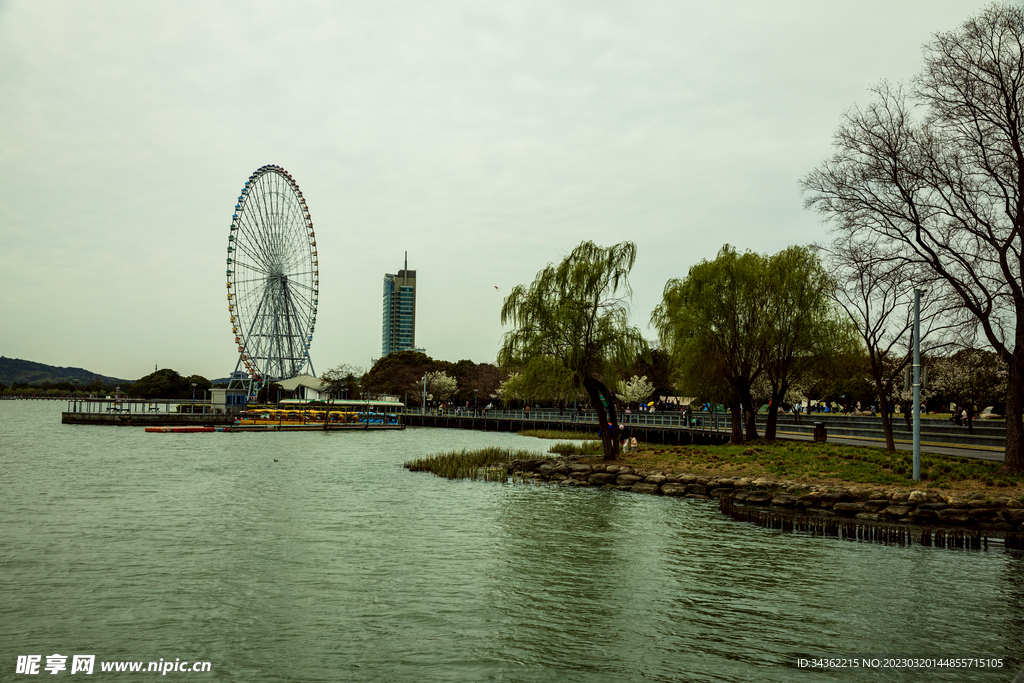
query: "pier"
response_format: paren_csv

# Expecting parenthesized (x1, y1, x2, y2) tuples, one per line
(62, 398, 229, 426)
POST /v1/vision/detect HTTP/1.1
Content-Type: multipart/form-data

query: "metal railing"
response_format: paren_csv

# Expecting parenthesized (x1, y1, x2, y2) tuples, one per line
(66, 398, 213, 415)
(403, 407, 730, 433)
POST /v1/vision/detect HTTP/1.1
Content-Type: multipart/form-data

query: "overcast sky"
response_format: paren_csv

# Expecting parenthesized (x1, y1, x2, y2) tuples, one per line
(0, 0, 995, 381)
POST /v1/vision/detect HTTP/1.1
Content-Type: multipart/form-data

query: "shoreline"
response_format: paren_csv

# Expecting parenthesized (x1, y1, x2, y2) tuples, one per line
(505, 456, 1024, 551)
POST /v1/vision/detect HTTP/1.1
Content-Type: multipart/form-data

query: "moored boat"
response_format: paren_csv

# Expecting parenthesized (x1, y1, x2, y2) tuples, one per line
(231, 407, 404, 431)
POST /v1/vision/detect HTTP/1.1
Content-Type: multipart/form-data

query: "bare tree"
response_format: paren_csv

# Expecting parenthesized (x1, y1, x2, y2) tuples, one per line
(820, 238, 959, 450)
(321, 364, 365, 399)
(803, 3, 1024, 472)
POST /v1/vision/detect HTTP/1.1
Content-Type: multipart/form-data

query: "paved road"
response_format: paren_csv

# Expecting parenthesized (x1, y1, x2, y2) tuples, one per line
(777, 430, 1004, 462)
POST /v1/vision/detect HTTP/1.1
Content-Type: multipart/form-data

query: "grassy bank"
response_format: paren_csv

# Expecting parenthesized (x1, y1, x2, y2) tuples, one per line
(408, 439, 1024, 494)
(604, 441, 1024, 492)
(549, 440, 602, 456)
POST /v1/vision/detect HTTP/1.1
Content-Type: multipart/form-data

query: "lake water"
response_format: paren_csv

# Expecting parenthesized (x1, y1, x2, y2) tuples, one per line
(2, 400, 1022, 682)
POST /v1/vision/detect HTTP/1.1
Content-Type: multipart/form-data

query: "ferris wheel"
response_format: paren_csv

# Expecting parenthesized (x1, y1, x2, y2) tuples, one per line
(226, 164, 318, 397)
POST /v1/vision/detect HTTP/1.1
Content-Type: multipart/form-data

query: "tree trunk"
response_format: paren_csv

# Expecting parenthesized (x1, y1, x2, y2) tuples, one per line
(876, 392, 895, 453)
(765, 388, 785, 441)
(729, 399, 744, 444)
(584, 378, 620, 461)
(1004, 361, 1024, 474)
(764, 405, 778, 441)
(743, 410, 758, 440)
(740, 390, 759, 441)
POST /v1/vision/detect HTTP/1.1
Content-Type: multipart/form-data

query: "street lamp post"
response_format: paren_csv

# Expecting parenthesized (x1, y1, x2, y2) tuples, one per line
(191, 383, 197, 414)
(474, 389, 478, 416)
(912, 288, 923, 482)
(73, 379, 79, 412)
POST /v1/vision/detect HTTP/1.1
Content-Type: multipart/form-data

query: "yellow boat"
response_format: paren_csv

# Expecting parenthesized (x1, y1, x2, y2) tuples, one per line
(232, 408, 403, 431)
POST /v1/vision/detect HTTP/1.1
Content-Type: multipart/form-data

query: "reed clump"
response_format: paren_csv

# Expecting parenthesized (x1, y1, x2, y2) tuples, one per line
(406, 447, 539, 481)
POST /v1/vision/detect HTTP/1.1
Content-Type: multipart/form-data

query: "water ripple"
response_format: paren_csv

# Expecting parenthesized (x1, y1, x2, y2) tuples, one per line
(1, 402, 1021, 682)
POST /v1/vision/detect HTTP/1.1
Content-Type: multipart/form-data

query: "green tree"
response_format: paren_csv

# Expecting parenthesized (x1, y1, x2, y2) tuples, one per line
(653, 245, 849, 442)
(629, 348, 675, 401)
(498, 241, 648, 459)
(362, 351, 445, 402)
(256, 381, 283, 405)
(184, 375, 211, 399)
(84, 379, 112, 395)
(495, 372, 524, 405)
(652, 246, 769, 443)
(131, 369, 190, 399)
(758, 246, 855, 439)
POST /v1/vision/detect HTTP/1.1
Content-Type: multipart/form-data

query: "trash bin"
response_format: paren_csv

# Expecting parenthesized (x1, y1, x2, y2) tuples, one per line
(813, 421, 827, 443)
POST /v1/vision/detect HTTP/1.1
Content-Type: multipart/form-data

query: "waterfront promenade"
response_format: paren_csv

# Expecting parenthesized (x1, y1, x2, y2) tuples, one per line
(405, 408, 1006, 461)
(59, 399, 1005, 460)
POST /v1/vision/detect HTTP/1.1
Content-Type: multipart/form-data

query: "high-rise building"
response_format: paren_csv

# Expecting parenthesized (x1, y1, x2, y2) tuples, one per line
(382, 253, 416, 357)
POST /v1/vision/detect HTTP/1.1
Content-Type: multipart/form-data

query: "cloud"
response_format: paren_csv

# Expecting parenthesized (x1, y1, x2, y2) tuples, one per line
(0, 0, 994, 379)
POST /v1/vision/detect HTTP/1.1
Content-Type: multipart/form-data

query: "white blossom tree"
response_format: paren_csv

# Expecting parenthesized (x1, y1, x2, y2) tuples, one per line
(616, 375, 655, 408)
(929, 349, 1007, 434)
(422, 371, 458, 403)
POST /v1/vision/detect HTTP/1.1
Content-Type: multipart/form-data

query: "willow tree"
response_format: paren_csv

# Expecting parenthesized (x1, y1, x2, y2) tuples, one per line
(652, 246, 770, 443)
(498, 241, 649, 459)
(802, 3, 1024, 472)
(653, 245, 848, 443)
(758, 246, 853, 440)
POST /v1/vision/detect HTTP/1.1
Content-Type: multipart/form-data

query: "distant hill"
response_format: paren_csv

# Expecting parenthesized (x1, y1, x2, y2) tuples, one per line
(0, 356, 131, 387)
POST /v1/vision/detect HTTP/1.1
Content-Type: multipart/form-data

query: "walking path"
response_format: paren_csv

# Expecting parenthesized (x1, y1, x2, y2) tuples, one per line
(776, 430, 1004, 462)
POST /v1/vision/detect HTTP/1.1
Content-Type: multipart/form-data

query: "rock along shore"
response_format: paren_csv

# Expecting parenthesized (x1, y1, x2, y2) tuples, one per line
(507, 457, 1024, 550)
